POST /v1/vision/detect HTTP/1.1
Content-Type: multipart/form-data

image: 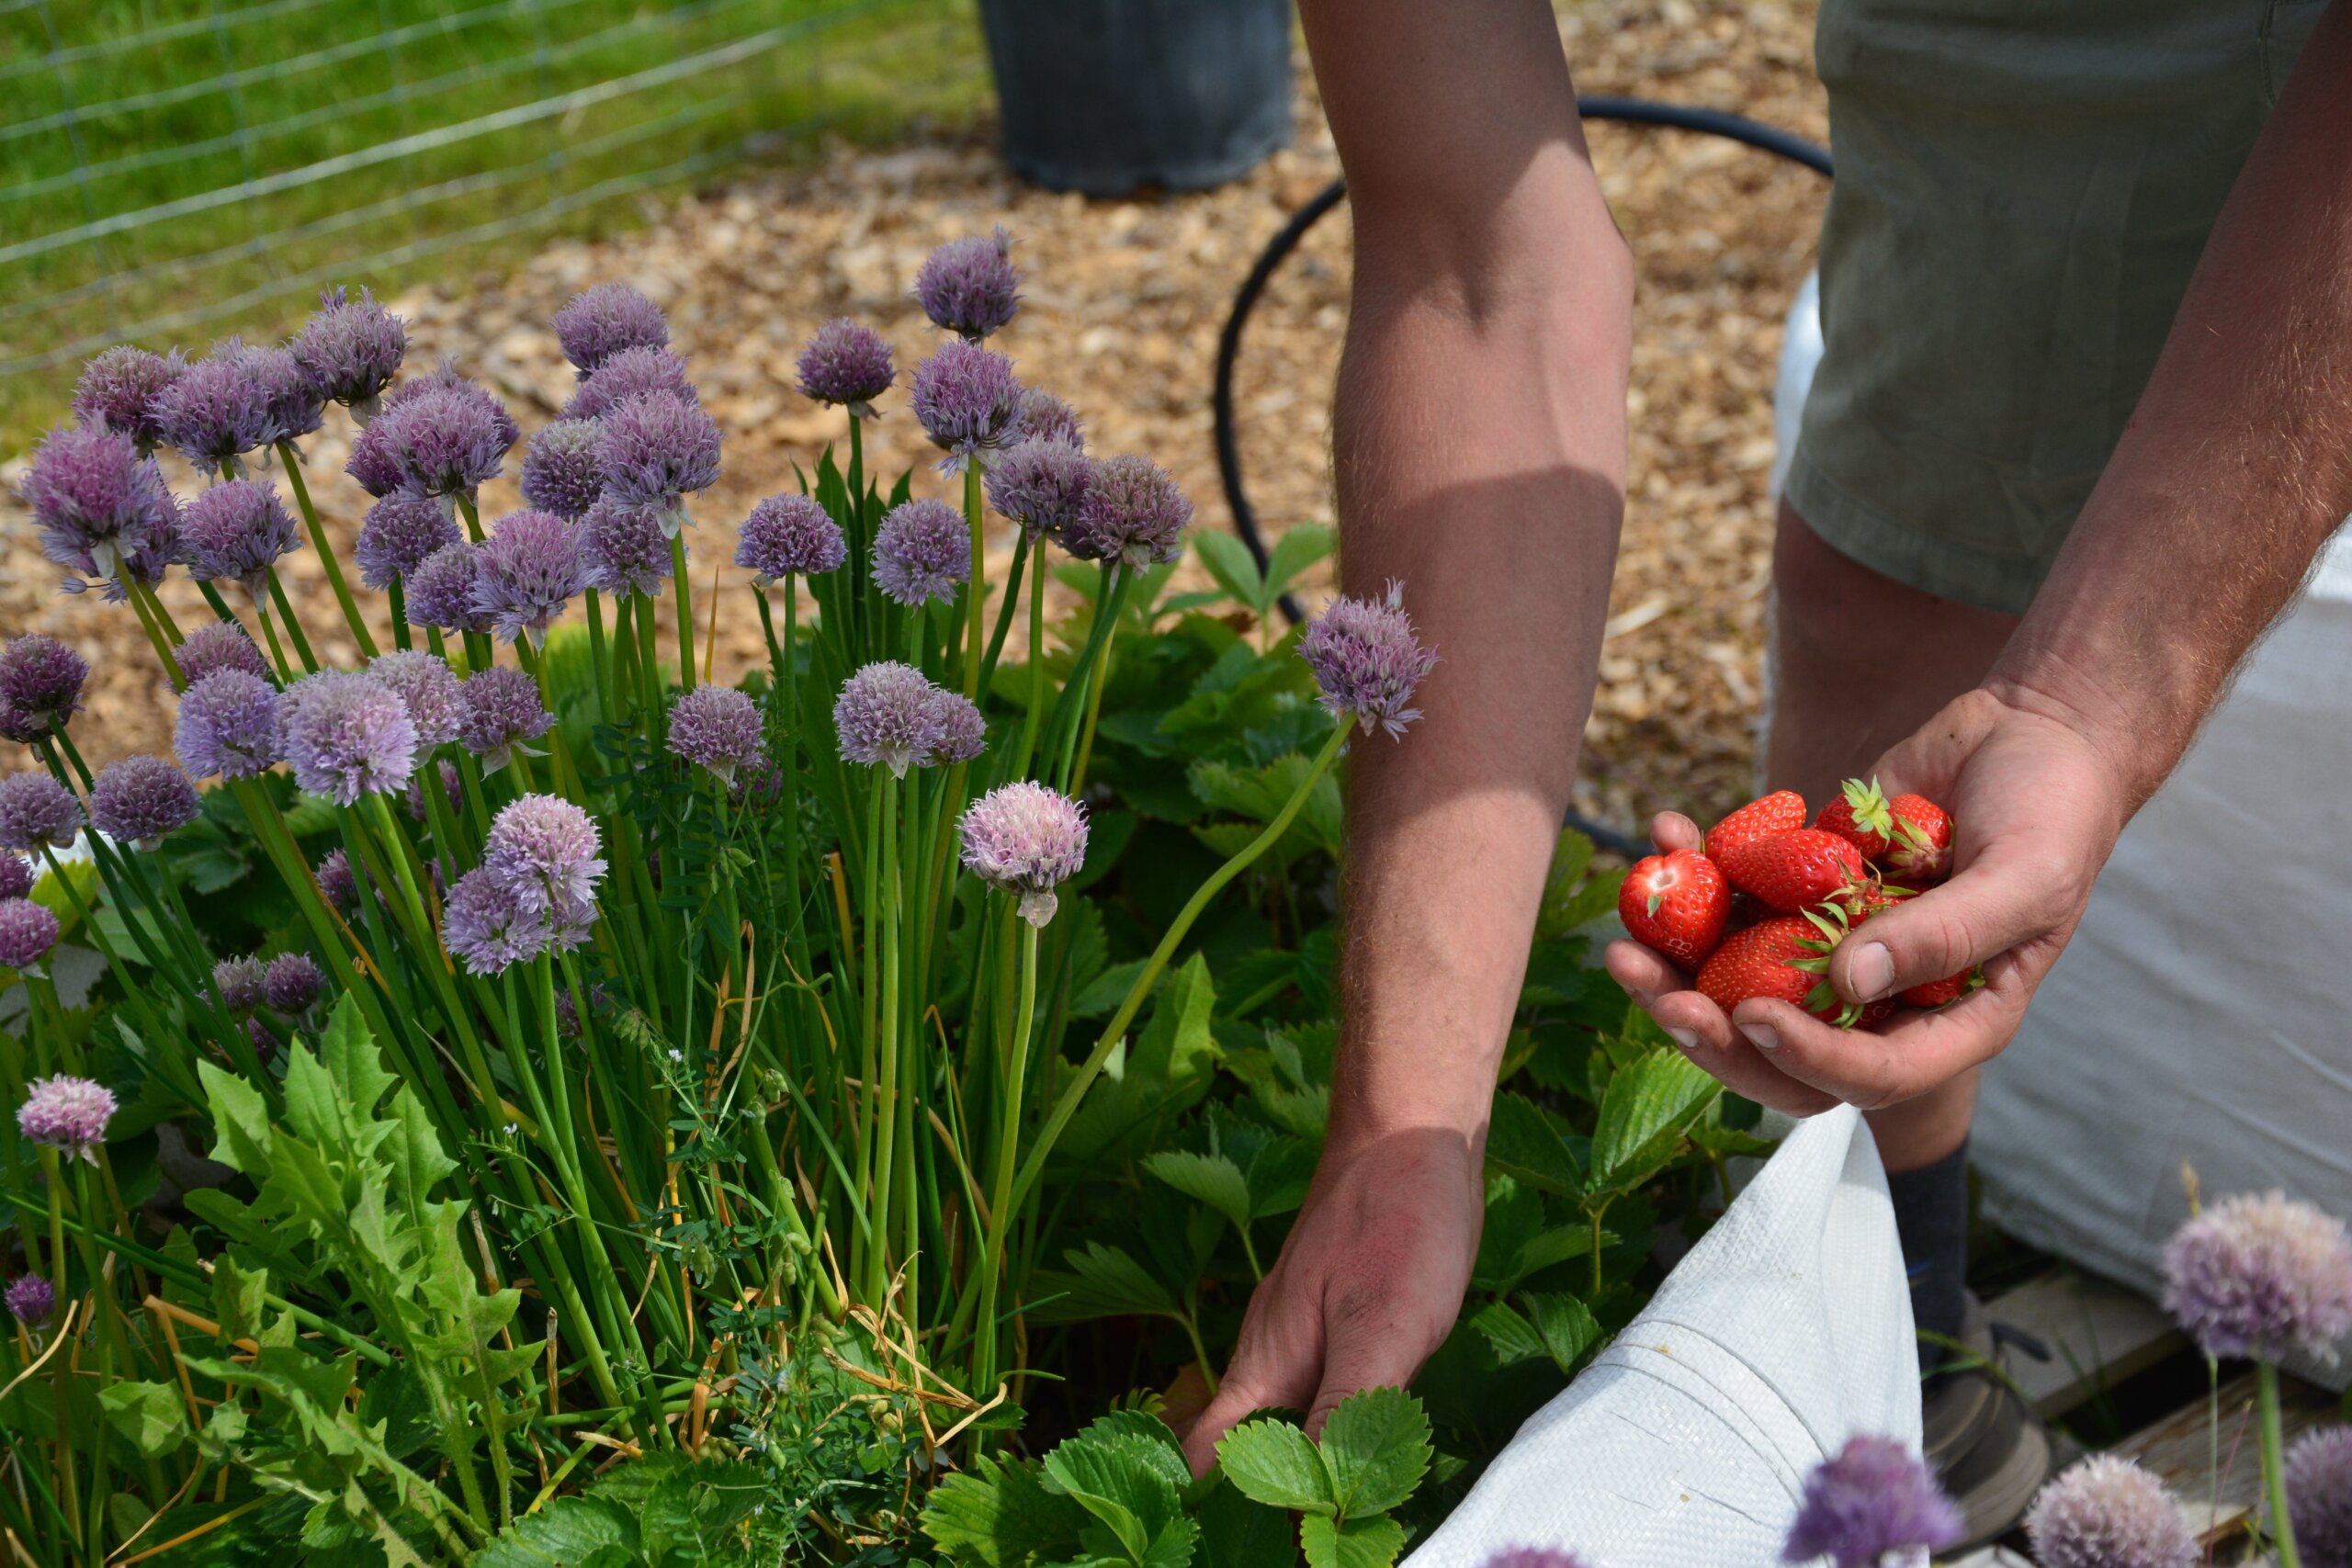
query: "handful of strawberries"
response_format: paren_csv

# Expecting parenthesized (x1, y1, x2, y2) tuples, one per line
(1616, 777, 1978, 1030)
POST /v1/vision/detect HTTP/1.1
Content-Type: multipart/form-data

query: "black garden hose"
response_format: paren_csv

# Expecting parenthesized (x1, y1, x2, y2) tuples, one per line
(1210, 96, 1833, 857)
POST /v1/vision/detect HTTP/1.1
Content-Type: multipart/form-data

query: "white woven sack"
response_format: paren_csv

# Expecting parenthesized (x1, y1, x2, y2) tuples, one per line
(1404, 1105, 1920, 1568)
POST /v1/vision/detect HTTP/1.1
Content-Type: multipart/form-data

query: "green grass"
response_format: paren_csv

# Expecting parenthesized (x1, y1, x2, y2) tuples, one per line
(0, 0, 988, 445)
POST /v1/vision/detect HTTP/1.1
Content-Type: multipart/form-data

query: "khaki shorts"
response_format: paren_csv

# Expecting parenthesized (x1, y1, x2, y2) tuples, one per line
(1785, 0, 2326, 615)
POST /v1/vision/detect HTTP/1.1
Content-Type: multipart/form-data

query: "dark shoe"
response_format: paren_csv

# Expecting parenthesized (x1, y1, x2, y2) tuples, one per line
(1921, 1300, 2052, 1545)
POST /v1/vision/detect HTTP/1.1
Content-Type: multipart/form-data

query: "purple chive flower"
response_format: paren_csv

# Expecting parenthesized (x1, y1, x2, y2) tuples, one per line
(472, 509, 589, 648)
(403, 543, 493, 635)
(175, 620, 268, 684)
(1014, 388, 1083, 451)
(795, 319, 895, 416)
(1298, 581, 1441, 741)
(925, 688, 985, 766)
(101, 504, 185, 607)
(1781, 1436, 1963, 1568)
(345, 378, 516, 500)
(5, 1274, 53, 1325)
(594, 390, 721, 531)
(485, 794, 605, 913)
(88, 756, 199, 850)
(243, 1015, 279, 1065)
(833, 661, 945, 777)
(0, 898, 60, 971)
(0, 855, 31, 901)
(231, 340, 327, 446)
(175, 670, 284, 780)
(666, 685, 763, 784)
(180, 479, 301, 598)
(355, 491, 462, 591)
(442, 867, 548, 976)
(264, 952, 326, 1014)
(292, 287, 405, 420)
(281, 670, 418, 805)
(457, 666, 553, 774)
(2288, 1427, 2352, 1566)
(213, 954, 266, 1012)
(0, 773, 83, 852)
(0, 635, 89, 743)
(916, 226, 1021, 341)
(735, 493, 845, 586)
(1063, 454, 1189, 569)
(314, 848, 362, 913)
(519, 419, 607, 519)
(562, 344, 696, 423)
(22, 423, 176, 584)
(368, 649, 465, 748)
(1481, 1553, 1589, 1568)
(2023, 1456, 2197, 1568)
(986, 436, 1091, 545)
(872, 498, 969, 608)
(2164, 1191, 2352, 1361)
(154, 346, 276, 468)
(580, 497, 674, 597)
(911, 341, 1023, 471)
(17, 1074, 117, 1163)
(959, 781, 1087, 927)
(73, 345, 185, 452)
(553, 283, 668, 378)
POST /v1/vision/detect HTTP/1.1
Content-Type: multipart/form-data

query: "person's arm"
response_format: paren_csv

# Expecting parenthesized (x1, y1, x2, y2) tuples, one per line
(1608, 0, 2352, 1115)
(1182, 0, 1632, 1473)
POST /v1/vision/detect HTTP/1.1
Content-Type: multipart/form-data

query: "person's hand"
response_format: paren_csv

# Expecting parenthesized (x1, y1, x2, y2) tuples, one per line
(1603, 684, 2135, 1116)
(1181, 1125, 1483, 1476)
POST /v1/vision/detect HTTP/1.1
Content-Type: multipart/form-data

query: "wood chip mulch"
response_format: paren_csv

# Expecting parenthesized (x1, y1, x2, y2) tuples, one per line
(1, 0, 1827, 834)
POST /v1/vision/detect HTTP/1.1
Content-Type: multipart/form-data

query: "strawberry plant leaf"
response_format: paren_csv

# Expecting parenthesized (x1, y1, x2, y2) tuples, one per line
(1525, 1292, 1605, 1375)
(1484, 1092, 1584, 1197)
(1318, 1388, 1430, 1518)
(469, 1495, 639, 1567)
(922, 1454, 1090, 1568)
(1298, 1512, 1408, 1568)
(1144, 1150, 1252, 1232)
(1466, 1300, 1547, 1366)
(1027, 1241, 1179, 1325)
(1044, 1437, 1184, 1561)
(1243, 1135, 1317, 1218)
(1192, 528, 1269, 615)
(1588, 1047, 1722, 1199)
(1262, 524, 1333, 600)
(1196, 1475, 1295, 1568)
(1216, 1418, 1333, 1515)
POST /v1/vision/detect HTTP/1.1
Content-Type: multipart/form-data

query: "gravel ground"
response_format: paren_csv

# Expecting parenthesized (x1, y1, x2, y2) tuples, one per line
(1, 0, 1827, 833)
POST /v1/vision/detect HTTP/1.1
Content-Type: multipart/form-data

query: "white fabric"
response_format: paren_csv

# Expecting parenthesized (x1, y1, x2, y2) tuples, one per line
(1406, 1106, 1920, 1568)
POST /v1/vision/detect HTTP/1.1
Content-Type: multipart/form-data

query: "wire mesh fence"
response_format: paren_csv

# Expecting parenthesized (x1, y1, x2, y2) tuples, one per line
(0, 0, 983, 433)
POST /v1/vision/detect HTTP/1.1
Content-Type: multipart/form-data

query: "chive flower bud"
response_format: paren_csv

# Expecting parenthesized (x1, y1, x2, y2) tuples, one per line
(0, 855, 32, 901)
(291, 287, 404, 421)
(553, 283, 668, 378)
(265, 952, 326, 1014)
(281, 670, 419, 806)
(1063, 454, 1188, 569)
(872, 498, 969, 608)
(0, 635, 89, 743)
(2165, 1190, 2352, 1361)
(916, 226, 1020, 341)
(0, 773, 83, 852)
(519, 419, 607, 519)
(795, 319, 894, 415)
(176, 670, 285, 780)
(73, 345, 185, 452)
(213, 954, 266, 1012)
(181, 479, 301, 599)
(0, 898, 60, 972)
(314, 848, 362, 913)
(472, 509, 588, 648)
(735, 493, 845, 585)
(4, 1274, 52, 1325)
(1781, 1436, 1962, 1568)
(959, 780, 1086, 927)
(2024, 1455, 2197, 1568)
(88, 756, 199, 850)
(17, 1074, 117, 1164)
(1298, 581, 1440, 741)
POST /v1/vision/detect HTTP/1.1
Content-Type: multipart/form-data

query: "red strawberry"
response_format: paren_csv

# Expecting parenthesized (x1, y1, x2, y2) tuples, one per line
(1883, 794, 1953, 881)
(1815, 777, 1899, 860)
(1899, 969, 1978, 1009)
(1718, 829, 1868, 913)
(1696, 916, 1843, 1021)
(1703, 789, 1807, 863)
(1856, 999, 1897, 1030)
(1619, 851, 1730, 970)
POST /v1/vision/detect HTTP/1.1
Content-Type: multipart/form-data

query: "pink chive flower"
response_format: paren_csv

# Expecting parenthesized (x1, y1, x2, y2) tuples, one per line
(2164, 1191, 2352, 1362)
(472, 509, 589, 648)
(924, 688, 985, 766)
(0, 898, 60, 972)
(346, 377, 515, 501)
(456, 667, 552, 775)
(580, 497, 674, 598)
(484, 794, 605, 914)
(264, 952, 326, 1014)
(355, 491, 462, 591)
(369, 649, 465, 749)
(1298, 581, 1440, 741)
(796, 319, 894, 415)
(736, 493, 845, 585)
(834, 662, 945, 777)
(916, 226, 1020, 341)
(403, 542, 492, 636)
(176, 670, 284, 780)
(73, 345, 186, 452)
(872, 498, 969, 608)
(155, 345, 276, 468)
(2288, 1426, 2352, 1566)
(911, 341, 1023, 471)
(0, 634, 89, 743)
(2024, 1456, 2198, 1568)
(1014, 388, 1082, 450)
(520, 419, 607, 520)
(5, 1274, 54, 1325)
(230, 339, 327, 446)
(292, 286, 405, 421)
(314, 848, 362, 913)
(594, 390, 721, 531)
(1063, 454, 1189, 569)
(88, 756, 199, 850)
(552, 283, 668, 378)
(666, 686, 763, 784)
(959, 781, 1087, 927)
(281, 670, 419, 806)
(0, 855, 32, 901)
(174, 620, 268, 684)
(563, 344, 696, 423)
(987, 437, 1091, 546)
(180, 479, 301, 599)
(17, 1074, 117, 1164)
(441, 868, 548, 976)
(1781, 1436, 1962, 1568)
(21, 423, 176, 585)
(0, 773, 83, 852)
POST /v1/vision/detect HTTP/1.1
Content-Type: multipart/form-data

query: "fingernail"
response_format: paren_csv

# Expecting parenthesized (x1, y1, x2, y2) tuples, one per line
(1852, 942, 1894, 1001)
(1667, 1028, 1701, 1054)
(1742, 1021, 1781, 1054)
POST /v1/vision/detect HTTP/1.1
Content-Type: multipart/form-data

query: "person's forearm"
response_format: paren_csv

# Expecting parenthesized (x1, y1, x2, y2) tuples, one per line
(1993, 2, 2352, 807)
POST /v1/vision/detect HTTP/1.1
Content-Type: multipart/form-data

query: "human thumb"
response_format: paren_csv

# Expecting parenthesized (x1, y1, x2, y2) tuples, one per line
(1183, 1341, 1317, 1478)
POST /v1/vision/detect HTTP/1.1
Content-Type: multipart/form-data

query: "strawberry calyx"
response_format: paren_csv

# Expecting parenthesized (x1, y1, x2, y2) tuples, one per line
(1838, 775, 1895, 840)
(1785, 902, 1865, 1028)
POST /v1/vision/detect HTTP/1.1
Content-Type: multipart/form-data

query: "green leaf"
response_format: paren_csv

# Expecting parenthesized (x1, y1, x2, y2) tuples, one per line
(198, 1060, 272, 1175)
(1070, 959, 1151, 1021)
(1298, 1513, 1407, 1568)
(923, 1456, 1091, 1567)
(1244, 1136, 1317, 1218)
(1466, 1301, 1546, 1366)
(1525, 1292, 1604, 1375)
(1192, 529, 1269, 614)
(1044, 1438, 1182, 1561)
(1262, 525, 1333, 599)
(1027, 1242, 1178, 1325)
(98, 1380, 191, 1459)
(1195, 1475, 1295, 1568)
(1317, 1388, 1430, 1517)
(1532, 828, 1599, 942)
(1484, 1093, 1584, 1197)
(1216, 1419, 1331, 1515)
(1588, 1047, 1722, 1198)
(469, 1495, 639, 1566)
(1144, 1150, 1251, 1232)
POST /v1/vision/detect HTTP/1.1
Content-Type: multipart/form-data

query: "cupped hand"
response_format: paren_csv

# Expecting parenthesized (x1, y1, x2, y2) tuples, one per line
(1603, 685, 2133, 1117)
(1181, 1125, 1483, 1477)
